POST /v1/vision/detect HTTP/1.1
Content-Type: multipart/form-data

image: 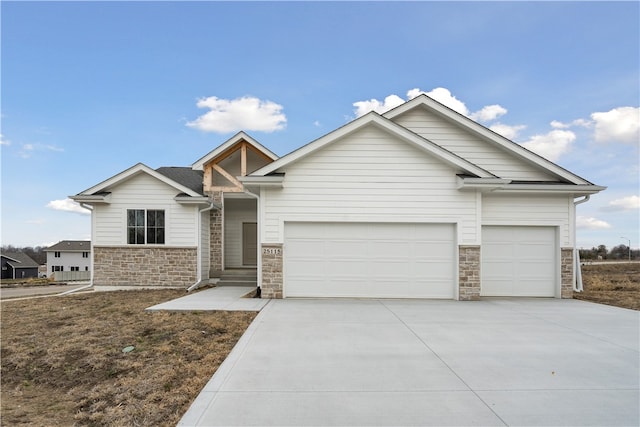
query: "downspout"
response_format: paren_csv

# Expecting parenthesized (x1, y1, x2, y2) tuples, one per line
(573, 195, 590, 292)
(187, 201, 218, 292)
(243, 188, 261, 298)
(82, 203, 94, 289)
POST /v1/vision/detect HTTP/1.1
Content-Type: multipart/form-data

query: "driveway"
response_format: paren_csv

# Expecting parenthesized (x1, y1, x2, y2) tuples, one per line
(180, 298, 639, 426)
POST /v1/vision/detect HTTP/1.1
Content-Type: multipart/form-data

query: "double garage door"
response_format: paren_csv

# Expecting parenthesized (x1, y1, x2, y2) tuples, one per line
(282, 222, 557, 299)
(284, 222, 455, 298)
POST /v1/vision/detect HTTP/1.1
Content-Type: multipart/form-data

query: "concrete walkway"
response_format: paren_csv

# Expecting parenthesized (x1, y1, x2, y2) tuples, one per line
(179, 298, 639, 426)
(146, 286, 269, 311)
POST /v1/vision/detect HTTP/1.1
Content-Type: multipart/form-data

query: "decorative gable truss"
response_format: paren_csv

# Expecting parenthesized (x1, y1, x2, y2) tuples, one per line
(192, 131, 278, 194)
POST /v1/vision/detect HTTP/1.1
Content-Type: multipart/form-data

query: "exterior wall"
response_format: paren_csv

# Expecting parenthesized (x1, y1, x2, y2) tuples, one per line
(392, 108, 555, 181)
(91, 173, 199, 246)
(561, 247, 574, 299)
(262, 126, 478, 245)
(46, 251, 91, 277)
(224, 198, 257, 267)
(93, 246, 197, 287)
(459, 245, 480, 301)
(482, 194, 573, 247)
(209, 191, 223, 276)
(261, 244, 283, 298)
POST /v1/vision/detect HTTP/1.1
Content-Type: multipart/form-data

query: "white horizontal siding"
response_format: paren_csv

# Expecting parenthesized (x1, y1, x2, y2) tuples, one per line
(263, 126, 477, 244)
(92, 173, 198, 246)
(482, 194, 572, 246)
(393, 108, 556, 181)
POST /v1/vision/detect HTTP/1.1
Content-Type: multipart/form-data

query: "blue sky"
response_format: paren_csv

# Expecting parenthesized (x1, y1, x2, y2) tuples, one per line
(1, 1, 638, 251)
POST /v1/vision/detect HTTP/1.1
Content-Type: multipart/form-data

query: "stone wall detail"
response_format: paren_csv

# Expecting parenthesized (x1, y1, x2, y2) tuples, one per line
(261, 244, 283, 299)
(93, 246, 197, 287)
(459, 245, 481, 301)
(209, 191, 223, 277)
(561, 247, 574, 299)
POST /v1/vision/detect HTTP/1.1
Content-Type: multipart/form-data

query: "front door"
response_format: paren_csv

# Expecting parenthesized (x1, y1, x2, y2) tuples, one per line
(242, 222, 258, 266)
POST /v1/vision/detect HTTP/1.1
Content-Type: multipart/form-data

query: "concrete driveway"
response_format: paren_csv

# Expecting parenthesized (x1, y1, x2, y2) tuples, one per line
(180, 298, 639, 426)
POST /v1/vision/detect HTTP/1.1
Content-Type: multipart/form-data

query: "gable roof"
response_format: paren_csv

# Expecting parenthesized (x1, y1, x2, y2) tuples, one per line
(45, 240, 91, 252)
(251, 112, 495, 178)
(383, 94, 593, 185)
(191, 131, 279, 171)
(2, 252, 40, 268)
(72, 163, 206, 200)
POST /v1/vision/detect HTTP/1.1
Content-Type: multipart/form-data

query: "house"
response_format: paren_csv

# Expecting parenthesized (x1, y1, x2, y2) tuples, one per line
(44, 240, 91, 278)
(71, 94, 605, 300)
(1, 252, 40, 280)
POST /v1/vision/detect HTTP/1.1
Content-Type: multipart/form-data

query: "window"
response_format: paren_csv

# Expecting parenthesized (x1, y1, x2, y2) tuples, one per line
(82, 252, 89, 258)
(54, 251, 61, 258)
(70, 266, 79, 272)
(127, 209, 165, 245)
(51, 266, 63, 272)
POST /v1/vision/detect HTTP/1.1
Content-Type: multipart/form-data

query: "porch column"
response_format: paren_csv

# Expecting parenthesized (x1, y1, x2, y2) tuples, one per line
(459, 245, 481, 301)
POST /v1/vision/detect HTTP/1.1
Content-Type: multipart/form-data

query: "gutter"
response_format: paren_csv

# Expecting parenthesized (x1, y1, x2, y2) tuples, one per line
(573, 195, 590, 292)
(80, 202, 96, 289)
(187, 201, 219, 292)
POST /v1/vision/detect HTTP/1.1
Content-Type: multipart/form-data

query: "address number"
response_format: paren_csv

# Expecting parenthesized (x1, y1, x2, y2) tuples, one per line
(263, 248, 282, 255)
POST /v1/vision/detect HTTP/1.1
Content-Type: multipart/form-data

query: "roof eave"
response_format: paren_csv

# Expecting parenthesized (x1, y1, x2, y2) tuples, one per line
(70, 193, 112, 204)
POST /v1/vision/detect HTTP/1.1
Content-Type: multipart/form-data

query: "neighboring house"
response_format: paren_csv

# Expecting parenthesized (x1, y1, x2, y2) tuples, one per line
(1, 252, 40, 280)
(44, 240, 92, 278)
(72, 94, 605, 300)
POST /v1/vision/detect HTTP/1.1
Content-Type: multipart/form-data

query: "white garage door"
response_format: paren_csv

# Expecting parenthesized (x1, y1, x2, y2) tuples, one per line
(481, 226, 556, 297)
(284, 222, 455, 298)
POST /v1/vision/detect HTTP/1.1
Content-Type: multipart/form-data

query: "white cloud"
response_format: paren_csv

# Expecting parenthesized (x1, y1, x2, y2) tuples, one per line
(551, 119, 591, 129)
(313, 120, 321, 127)
(519, 129, 576, 161)
(576, 216, 612, 230)
(186, 96, 287, 133)
(47, 198, 90, 215)
(489, 123, 526, 140)
(0, 134, 10, 146)
(469, 105, 507, 122)
(601, 195, 640, 212)
(407, 87, 469, 115)
(591, 106, 640, 144)
(353, 94, 405, 117)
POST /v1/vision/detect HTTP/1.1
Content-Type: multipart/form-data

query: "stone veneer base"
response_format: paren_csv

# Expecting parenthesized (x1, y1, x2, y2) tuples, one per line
(93, 246, 197, 287)
(261, 244, 283, 298)
(561, 247, 574, 299)
(459, 245, 481, 301)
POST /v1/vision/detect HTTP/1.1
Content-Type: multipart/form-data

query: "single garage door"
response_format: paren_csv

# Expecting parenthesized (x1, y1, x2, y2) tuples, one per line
(481, 226, 556, 297)
(284, 222, 455, 298)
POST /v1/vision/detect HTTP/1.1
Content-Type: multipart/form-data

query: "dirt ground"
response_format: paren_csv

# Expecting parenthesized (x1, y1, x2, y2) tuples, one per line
(575, 262, 640, 310)
(1, 289, 256, 426)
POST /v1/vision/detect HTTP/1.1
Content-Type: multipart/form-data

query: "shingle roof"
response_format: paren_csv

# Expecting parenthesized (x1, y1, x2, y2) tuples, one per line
(45, 240, 92, 252)
(1, 252, 40, 268)
(155, 167, 204, 195)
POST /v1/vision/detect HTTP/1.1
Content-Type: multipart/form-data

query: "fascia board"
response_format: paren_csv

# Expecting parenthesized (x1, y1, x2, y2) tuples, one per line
(77, 163, 201, 198)
(384, 95, 593, 185)
(191, 131, 278, 170)
(252, 113, 494, 178)
(70, 193, 112, 204)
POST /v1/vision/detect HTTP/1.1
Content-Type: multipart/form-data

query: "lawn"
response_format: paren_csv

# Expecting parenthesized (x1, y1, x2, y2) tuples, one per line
(1, 289, 256, 426)
(1, 264, 638, 426)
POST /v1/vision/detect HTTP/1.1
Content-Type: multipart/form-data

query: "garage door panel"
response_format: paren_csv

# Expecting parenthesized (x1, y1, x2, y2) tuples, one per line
(284, 222, 455, 299)
(481, 226, 556, 297)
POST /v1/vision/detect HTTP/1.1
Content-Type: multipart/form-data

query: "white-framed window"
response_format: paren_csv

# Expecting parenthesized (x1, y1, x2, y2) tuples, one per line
(70, 266, 79, 271)
(127, 209, 165, 245)
(54, 251, 61, 258)
(82, 252, 89, 258)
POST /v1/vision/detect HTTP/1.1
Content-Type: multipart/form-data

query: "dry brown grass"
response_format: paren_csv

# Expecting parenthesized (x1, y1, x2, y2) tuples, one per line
(575, 262, 640, 310)
(1, 289, 256, 426)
